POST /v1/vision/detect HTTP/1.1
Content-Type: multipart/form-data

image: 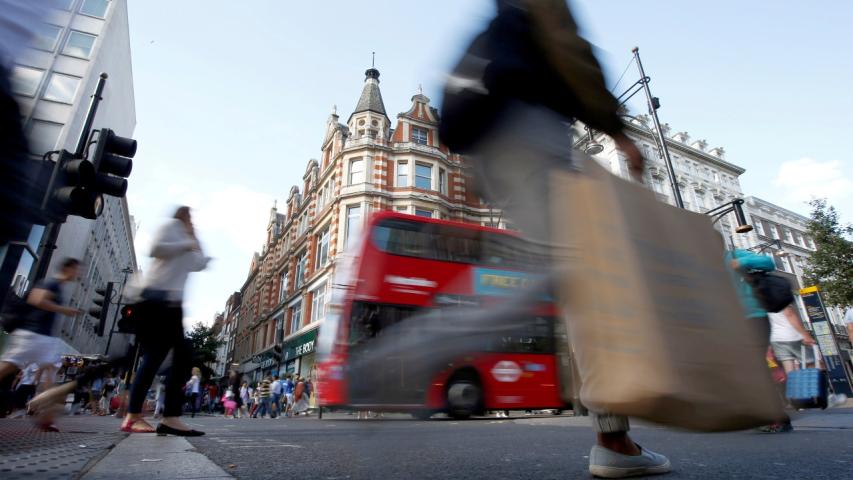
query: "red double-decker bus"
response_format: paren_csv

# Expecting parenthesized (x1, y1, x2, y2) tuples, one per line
(315, 212, 576, 419)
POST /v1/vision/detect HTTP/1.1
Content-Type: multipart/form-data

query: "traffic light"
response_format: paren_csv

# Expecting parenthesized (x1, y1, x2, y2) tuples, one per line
(89, 282, 115, 336)
(116, 304, 136, 333)
(87, 128, 136, 198)
(34, 150, 103, 222)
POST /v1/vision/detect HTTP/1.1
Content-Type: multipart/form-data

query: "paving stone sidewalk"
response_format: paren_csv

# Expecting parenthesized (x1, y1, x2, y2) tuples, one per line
(0, 415, 127, 480)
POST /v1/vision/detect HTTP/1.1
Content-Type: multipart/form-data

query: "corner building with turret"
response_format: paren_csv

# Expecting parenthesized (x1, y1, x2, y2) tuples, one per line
(231, 68, 504, 382)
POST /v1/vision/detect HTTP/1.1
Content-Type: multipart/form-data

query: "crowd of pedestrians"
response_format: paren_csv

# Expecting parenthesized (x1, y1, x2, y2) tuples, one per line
(215, 372, 313, 419)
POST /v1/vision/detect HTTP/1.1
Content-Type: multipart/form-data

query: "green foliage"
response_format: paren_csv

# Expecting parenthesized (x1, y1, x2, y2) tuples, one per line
(188, 322, 223, 380)
(802, 199, 853, 307)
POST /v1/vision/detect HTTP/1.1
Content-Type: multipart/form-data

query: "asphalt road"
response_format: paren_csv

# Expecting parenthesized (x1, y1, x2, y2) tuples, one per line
(182, 409, 853, 480)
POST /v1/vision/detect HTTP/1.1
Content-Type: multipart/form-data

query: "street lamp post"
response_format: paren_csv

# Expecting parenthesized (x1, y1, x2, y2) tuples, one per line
(632, 47, 684, 209)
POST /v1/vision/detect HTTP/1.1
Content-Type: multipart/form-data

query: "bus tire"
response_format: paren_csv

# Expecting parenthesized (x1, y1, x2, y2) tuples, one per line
(446, 374, 482, 420)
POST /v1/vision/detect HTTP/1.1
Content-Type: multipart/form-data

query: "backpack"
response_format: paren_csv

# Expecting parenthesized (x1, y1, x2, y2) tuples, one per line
(747, 272, 794, 313)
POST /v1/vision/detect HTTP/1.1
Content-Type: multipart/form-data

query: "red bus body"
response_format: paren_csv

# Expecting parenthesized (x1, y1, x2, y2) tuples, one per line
(316, 212, 568, 416)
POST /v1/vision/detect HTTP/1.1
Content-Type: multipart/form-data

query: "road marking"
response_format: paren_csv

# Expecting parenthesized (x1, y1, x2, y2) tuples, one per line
(230, 444, 303, 448)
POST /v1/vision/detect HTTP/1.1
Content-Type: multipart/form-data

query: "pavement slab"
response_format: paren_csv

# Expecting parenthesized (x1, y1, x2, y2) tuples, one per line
(0, 416, 127, 480)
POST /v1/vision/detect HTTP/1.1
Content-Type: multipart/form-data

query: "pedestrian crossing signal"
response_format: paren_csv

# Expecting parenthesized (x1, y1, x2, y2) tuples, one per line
(116, 304, 136, 333)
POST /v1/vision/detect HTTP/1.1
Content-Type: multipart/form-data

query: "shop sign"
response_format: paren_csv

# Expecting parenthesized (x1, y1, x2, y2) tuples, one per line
(800, 286, 853, 396)
(283, 328, 318, 361)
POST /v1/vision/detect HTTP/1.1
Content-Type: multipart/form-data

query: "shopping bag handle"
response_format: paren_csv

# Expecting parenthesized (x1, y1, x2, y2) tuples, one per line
(799, 344, 822, 369)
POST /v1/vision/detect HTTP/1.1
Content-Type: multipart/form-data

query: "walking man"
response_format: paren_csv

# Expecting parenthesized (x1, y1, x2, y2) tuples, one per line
(270, 375, 283, 418)
(0, 258, 83, 430)
(253, 376, 272, 418)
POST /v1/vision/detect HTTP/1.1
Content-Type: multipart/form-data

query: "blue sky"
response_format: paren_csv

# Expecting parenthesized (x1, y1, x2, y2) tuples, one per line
(125, 0, 852, 326)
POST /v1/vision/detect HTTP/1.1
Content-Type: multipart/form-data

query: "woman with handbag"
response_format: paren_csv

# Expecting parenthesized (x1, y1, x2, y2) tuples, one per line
(120, 206, 211, 436)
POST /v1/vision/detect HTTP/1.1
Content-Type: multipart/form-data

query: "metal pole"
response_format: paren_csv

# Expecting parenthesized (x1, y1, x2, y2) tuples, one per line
(30, 74, 108, 282)
(632, 47, 684, 209)
(104, 267, 132, 355)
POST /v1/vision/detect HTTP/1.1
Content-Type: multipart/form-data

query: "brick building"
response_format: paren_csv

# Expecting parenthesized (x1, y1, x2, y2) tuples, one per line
(231, 67, 500, 381)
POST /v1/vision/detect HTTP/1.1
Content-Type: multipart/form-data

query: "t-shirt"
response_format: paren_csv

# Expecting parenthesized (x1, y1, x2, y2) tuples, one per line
(19, 363, 38, 386)
(284, 379, 294, 394)
(271, 380, 282, 395)
(21, 278, 63, 336)
(769, 311, 802, 342)
(844, 309, 853, 325)
(257, 379, 271, 398)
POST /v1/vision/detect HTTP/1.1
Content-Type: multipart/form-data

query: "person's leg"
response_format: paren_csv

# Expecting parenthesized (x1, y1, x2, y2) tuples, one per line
(124, 346, 168, 431)
(159, 323, 202, 434)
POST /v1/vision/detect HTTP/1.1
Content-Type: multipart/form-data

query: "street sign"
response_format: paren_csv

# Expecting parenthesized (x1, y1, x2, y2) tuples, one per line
(800, 286, 853, 396)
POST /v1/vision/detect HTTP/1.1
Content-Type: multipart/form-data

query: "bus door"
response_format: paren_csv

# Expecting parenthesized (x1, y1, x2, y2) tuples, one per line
(347, 302, 426, 405)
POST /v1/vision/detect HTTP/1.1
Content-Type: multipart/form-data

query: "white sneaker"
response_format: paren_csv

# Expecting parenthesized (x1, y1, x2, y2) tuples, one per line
(589, 444, 671, 478)
(828, 393, 848, 408)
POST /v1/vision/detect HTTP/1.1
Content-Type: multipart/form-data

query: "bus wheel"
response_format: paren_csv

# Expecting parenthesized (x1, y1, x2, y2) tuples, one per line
(447, 377, 482, 420)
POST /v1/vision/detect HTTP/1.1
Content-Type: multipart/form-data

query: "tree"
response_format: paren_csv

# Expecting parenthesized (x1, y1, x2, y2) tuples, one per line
(188, 322, 223, 380)
(802, 199, 853, 307)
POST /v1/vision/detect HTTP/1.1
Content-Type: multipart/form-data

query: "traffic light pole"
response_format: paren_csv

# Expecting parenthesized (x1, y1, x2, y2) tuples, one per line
(31, 73, 108, 283)
(104, 266, 132, 355)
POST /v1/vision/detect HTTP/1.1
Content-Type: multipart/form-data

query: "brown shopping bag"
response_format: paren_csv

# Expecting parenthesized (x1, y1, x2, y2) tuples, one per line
(550, 159, 783, 431)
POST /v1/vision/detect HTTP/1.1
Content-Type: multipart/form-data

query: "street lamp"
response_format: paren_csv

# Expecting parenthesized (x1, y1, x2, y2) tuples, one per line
(582, 126, 604, 155)
(705, 198, 753, 233)
(748, 239, 788, 256)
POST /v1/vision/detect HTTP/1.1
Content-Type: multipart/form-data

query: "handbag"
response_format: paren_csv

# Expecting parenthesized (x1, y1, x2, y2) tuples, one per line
(551, 159, 784, 431)
(785, 345, 828, 409)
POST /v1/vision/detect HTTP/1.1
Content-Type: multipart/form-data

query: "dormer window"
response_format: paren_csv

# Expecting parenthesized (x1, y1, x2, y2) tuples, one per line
(412, 126, 428, 145)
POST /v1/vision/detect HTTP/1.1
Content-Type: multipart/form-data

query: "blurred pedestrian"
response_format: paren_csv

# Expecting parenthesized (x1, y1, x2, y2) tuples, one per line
(207, 383, 218, 414)
(769, 305, 816, 373)
(727, 249, 791, 433)
(100, 372, 117, 416)
(270, 375, 283, 418)
(292, 375, 309, 416)
(253, 375, 272, 418)
(0, 1, 51, 251)
(283, 373, 295, 417)
(119, 206, 210, 436)
(185, 367, 201, 418)
(440, 1, 669, 478)
(0, 258, 82, 431)
(9, 363, 38, 417)
(239, 381, 250, 418)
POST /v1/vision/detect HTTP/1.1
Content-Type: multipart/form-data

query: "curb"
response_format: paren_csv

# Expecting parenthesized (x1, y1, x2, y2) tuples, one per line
(80, 433, 233, 480)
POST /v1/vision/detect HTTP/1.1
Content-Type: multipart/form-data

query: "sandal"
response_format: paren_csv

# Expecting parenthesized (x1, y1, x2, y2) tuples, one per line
(120, 419, 156, 433)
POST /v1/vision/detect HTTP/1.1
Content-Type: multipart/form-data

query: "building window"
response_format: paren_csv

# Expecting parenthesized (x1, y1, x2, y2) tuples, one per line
(412, 126, 428, 145)
(348, 158, 364, 185)
(397, 161, 409, 187)
(28, 121, 63, 155)
(345, 204, 362, 248)
(783, 229, 793, 243)
(439, 168, 447, 195)
(752, 218, 765, 236)
(415, 208, 433, 218)
(10, 66, 44, 96)
(316, 227, 329, 269)
(48, 0, 75, 10)
(297, 214, 309, 236)
(295, 251, 307, 288)
(316, 186, 325, 210)
(43, 73, 81, 104)
(395, 206, 408, 213)
(310, 283, 326, 323)
(415, 163, 432, 190)
(289, 301, 302, 334)
(694, 191, 707, 210)
(32, 23, 63, 52)
(63, 31, 97, 58)
(80, 0, 110, 18)
(713, 172, 721, 184)
(278, 270, 288, 302)
(769, 225, 780, 240)
(652, 176, 665, 194)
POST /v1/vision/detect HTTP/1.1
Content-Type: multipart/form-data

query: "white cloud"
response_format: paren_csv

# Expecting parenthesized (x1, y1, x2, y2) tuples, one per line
(773, 157, 852, 208)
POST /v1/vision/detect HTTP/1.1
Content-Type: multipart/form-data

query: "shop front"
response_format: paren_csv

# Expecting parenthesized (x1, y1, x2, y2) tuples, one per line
(281, 328, 318, 379)
(252, 348, 282, 381)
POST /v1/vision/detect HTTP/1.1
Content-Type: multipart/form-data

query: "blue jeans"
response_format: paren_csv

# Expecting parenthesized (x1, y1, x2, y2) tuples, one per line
(254, 397, 271, 418)
(271, 393, 281, 417)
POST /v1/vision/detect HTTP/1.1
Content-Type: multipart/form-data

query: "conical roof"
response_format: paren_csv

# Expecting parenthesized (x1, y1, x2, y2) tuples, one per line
(352, 67, 386, 117)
